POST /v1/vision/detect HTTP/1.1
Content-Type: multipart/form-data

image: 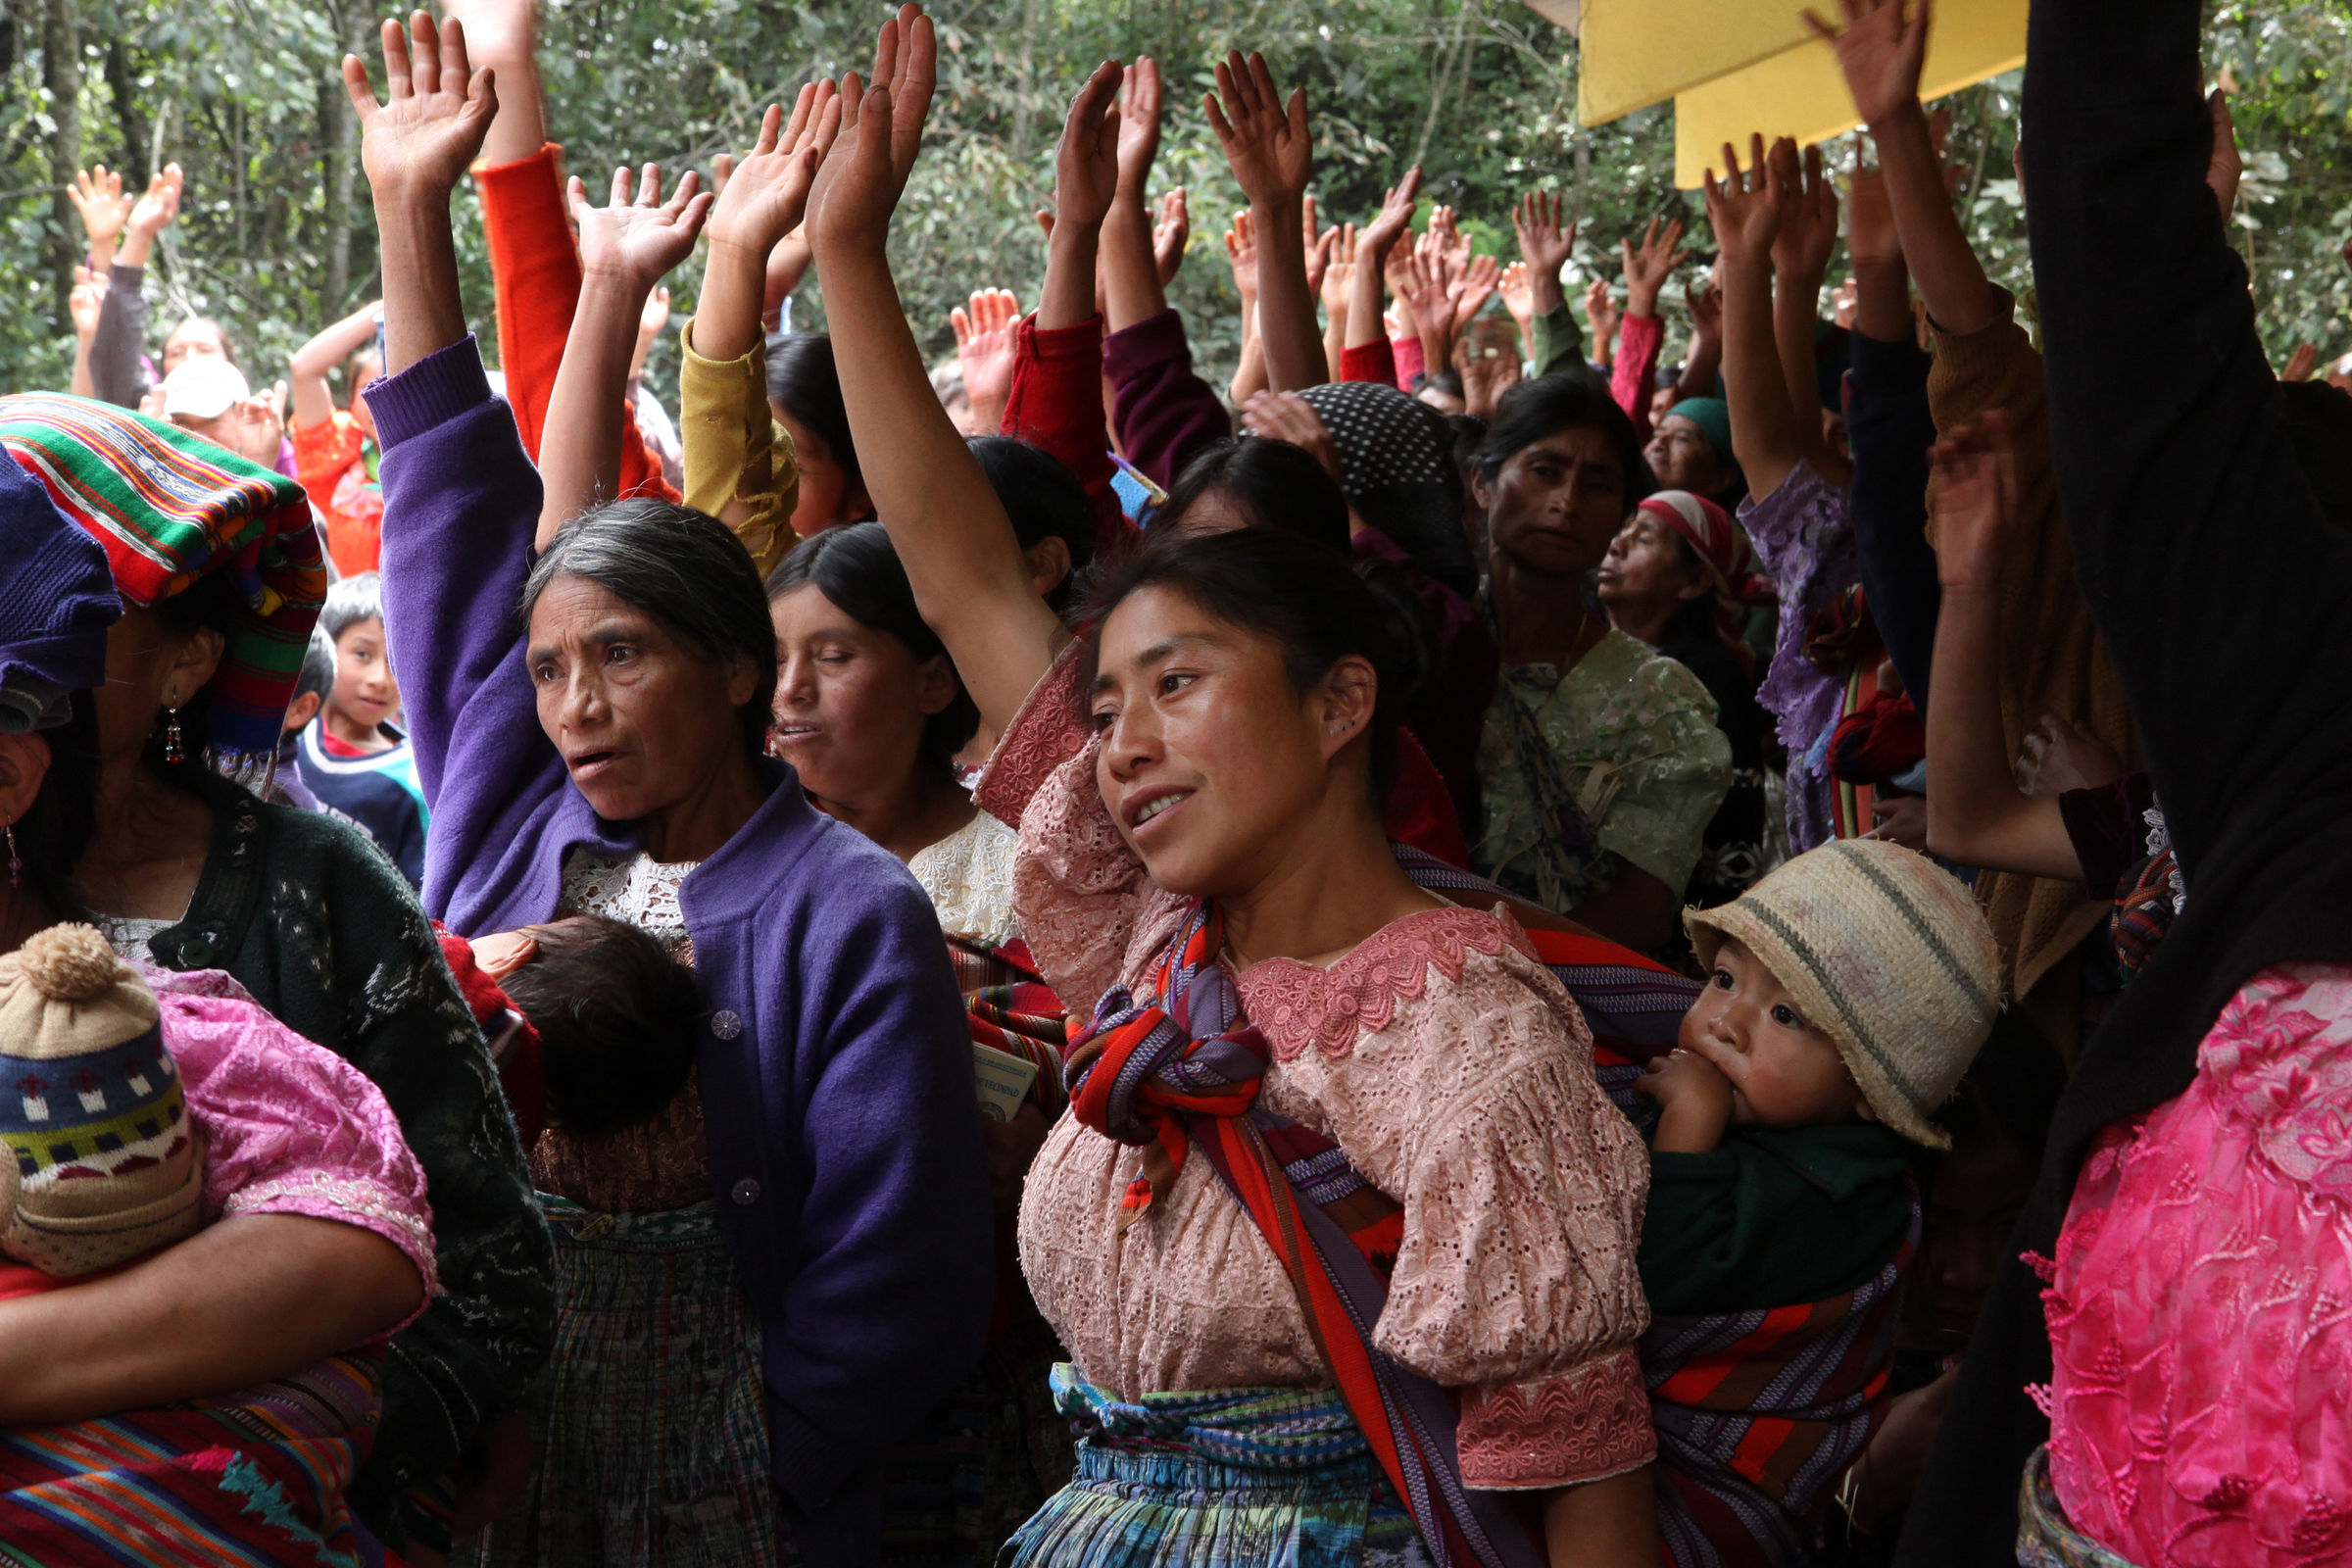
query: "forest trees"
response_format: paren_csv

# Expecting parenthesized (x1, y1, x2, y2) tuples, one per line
(0, 0, 2343, 398)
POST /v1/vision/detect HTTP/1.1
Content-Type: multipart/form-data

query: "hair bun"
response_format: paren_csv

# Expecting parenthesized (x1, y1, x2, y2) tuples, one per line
(17, 923, 127, 1003)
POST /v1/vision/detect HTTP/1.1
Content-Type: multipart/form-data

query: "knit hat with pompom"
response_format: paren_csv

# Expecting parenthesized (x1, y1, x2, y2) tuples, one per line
(0, 924, 203, 1275)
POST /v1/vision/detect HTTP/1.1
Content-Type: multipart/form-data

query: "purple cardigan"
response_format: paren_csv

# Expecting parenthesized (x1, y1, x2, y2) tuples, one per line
(370, 339, 992, 1559)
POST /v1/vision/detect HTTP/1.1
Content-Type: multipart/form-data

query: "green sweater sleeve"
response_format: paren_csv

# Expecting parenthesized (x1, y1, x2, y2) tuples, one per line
(1531, 301, 1587, 380)
(1638, 1123, 1915, 1316)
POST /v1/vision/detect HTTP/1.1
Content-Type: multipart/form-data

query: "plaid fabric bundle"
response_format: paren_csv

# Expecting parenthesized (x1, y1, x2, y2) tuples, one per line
(0, 393, 323, 760)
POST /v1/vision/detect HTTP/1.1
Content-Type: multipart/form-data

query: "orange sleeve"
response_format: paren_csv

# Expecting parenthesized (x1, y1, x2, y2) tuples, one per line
(291, 411, 364, 515)
(474, 143, 677, 502)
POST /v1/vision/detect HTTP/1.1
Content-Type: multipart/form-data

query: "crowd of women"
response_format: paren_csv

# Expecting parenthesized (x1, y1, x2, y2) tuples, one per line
(0, 0, 2346, 1564)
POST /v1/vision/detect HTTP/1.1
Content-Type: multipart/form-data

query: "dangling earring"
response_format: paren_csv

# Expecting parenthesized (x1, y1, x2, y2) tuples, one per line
(163, 706, 185, 764)
(4, 816, 19, 889)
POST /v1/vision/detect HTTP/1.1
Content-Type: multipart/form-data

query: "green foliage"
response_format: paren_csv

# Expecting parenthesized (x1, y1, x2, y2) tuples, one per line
(0, 0, 2345, 400)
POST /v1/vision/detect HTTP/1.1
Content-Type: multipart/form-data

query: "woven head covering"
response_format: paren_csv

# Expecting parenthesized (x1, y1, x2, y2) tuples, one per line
(1296, 380, 1477, 598)
(1662, 398, 1735, 467)
(1638, 488, 1769, 677)
(0, 447, 121, 734)
(0, 393, 323, 763)
(0, 924, 202, 1276)
(1684, 839, 2001, 1150)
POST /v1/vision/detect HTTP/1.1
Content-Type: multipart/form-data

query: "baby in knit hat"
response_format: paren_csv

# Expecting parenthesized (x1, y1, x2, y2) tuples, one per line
(0, 924, 204, 1277)
(1634, 838, 2001, 1318)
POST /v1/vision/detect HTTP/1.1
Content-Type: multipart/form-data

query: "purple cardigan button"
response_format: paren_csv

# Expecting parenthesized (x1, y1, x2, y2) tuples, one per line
(710, 1009, 743, 1040)
(731, 1178, 761, 1206)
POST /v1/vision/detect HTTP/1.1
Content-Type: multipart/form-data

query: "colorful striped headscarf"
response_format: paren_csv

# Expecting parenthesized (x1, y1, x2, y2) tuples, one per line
(1639, 488, 1767, 676)
(0, 394, 323, 762)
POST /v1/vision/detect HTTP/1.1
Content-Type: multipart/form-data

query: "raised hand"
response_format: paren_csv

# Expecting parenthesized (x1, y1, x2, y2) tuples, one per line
(67, 264, 104, 343)
(569, 164, 711, 288)
(1702, 134, 1792, 267)
(343, 13, 498, 203)
(125, 165, 184, 243)
(1320, 222, 1357, 317)
(1360, 166, 1422, 263)
(1450, 251, 1500, 334)
(707, 85, 844, 260)
(1802, 0, 1931, 129)
(1399, 244, 1454, 341)
(805, 2, 938, 261)
(1225, 208, 1260, 299)
(638, 285, 671, 347)
(952, 286, 1020, 433)
(1584, 275, 1620, 363)
(1055, 60, 1124, 231)
(1153, 187, 1190, 283)
(1688, 277, 1723, 342)
(1205, 50, 1310, 211)
(68, 167, 133, 251)
(1928, 411, 2017, 591)
(1498, 260, 1533, 332)
(1620, 215, 1690, 317)
(1115, 55, 1164, 199)
(1770, 141, 1839, 282)
(1461, 336, 1523, 417)
(1306, 223, 1340, 299)
(2282, 342, 2321, 383)
(1513, 189, 1575, 313)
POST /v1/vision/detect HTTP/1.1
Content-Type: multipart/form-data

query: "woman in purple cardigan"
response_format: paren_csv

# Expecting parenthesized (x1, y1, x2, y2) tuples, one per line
(345, 19, 991, 1564)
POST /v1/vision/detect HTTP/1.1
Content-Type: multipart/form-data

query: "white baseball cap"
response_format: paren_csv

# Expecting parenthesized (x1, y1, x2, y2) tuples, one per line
(159, 357, 251, 422)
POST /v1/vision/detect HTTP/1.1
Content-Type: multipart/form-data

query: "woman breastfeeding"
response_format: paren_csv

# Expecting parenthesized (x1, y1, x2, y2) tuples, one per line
(347, 19, 989, 1564)
(807, 13, 1657, 1565)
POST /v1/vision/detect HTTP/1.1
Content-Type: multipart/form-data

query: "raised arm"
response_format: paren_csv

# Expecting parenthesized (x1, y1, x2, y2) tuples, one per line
(1101, 57, 1171, 333)
(1346, 167, 1419, 362)
(684, 91, 833, 562)
(1920, 415, 2080, 879)
(1208, 50, 1325, 392)
(290, 300, 386, 430)
(88, 166, 181, 409)
(1674, 277, 1724, 404)
(535, 166, 710, 547)
(1705, 135, 1804, 503)
(804, 1, 1063, 742)
(1806, 0, 1999, 338)
(1769, 141, 1850, 484)
(1615, 216, 1688, 442)
(1225, 210, 1267, 404)
(1844, 159, 1941, 704)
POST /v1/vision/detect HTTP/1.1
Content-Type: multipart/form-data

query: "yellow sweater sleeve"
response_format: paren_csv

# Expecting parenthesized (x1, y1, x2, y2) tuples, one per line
(680, 316, 802, 579)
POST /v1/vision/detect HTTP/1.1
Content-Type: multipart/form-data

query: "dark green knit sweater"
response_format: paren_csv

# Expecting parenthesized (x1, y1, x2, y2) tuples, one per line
(140, 768, 555, 1548)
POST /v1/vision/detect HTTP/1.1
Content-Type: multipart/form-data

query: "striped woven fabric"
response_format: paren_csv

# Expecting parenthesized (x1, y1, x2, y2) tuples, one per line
(0, 1352, 385, 1567)
(1644, 1203, 1919, 1568)
(950, 934, 1070, 1118)
(0, 393, 322, 760)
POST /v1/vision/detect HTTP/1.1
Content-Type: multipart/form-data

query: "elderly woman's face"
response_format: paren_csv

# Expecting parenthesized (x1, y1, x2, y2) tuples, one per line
(527, 574, 758, 825)
(1479, 423, 1630, 578)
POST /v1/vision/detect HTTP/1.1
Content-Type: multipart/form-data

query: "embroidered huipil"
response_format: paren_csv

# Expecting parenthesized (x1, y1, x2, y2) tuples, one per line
(976, 654, 1656, 1492)
(2039, 961, 2352, 1568)
(1739, 460, 1859, 855)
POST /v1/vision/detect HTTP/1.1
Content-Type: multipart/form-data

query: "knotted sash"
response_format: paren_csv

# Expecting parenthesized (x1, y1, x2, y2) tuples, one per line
(1065, 900, 1542, 1568)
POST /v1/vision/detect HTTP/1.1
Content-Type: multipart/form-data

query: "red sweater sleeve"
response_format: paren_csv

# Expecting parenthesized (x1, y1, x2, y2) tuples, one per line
(1613, 311, 1666, 447)
(1003, 313, 1132, 558)
(1341, 338, 1398, 387)
(475, 143, 676, 502)
(1391, 334, 1426, 392)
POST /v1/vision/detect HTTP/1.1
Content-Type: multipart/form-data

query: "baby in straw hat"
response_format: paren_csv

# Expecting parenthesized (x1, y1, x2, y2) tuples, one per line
(1633, 838, 2001, 1318)
(0, 924, 205, 1278)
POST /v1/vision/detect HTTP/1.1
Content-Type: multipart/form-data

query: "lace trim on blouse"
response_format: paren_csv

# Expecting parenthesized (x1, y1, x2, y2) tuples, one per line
(909, 809, 1022, 950)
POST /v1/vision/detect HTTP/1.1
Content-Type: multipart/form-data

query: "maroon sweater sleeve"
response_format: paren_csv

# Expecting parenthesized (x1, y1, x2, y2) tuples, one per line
(1102, 309, 1232, 492)
(1004, 313, 1129, 556)
(1341, 338, 1399, 387)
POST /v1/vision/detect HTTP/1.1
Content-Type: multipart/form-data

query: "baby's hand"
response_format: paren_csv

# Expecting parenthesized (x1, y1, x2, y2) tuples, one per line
(1635, 1049, 1734, 1152)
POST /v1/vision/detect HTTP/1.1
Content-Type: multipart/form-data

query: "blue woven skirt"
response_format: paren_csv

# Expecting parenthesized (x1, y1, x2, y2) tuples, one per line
(463, 1198, 792, 1568)
(998, 1366, 1434, 1568)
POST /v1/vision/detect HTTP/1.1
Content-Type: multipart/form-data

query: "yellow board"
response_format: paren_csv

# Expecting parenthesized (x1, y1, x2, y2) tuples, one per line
(1671, 0, 2027, 187)
(1577, 0, 1828, 125)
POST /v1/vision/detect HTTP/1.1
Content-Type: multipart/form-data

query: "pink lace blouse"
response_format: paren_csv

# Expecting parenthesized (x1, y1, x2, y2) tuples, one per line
(2042, 961, 2352, 1566)
(137, 963, 439, 1335)
(978, 652, 1656, 1490)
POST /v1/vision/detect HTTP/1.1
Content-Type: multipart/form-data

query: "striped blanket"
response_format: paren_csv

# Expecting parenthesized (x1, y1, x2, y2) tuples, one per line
(0, 1352, 386, 1567)
(0, 393, 321, 761)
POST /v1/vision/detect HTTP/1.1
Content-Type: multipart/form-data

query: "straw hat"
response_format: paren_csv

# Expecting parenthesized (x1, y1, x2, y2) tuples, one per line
(1684, 840, 2001, 1150)
(0, 924, 203, 1275)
